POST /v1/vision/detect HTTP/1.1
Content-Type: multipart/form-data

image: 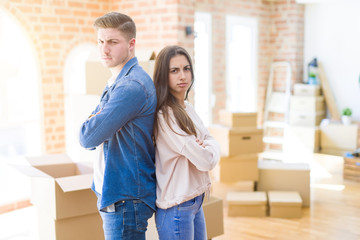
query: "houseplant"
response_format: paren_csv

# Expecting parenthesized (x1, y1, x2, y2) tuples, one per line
(341, 107, 352, 125)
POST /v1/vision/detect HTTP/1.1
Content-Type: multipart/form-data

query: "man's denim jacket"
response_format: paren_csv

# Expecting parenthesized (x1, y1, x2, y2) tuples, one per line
(79, 57, 157, 211)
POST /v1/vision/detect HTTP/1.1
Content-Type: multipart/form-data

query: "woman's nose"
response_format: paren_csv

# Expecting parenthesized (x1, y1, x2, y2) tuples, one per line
(179, 70, 186, 80)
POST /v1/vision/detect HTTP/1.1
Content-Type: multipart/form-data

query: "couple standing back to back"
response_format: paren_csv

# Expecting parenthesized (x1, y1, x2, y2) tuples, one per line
(79, 11, 220, 240)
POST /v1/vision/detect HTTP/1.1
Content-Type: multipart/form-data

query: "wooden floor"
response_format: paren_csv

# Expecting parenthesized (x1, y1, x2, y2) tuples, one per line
(212, 153, 360, 240)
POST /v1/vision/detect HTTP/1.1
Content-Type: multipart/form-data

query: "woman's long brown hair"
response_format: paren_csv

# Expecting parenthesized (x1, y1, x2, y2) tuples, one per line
(153, 45, 197, 139)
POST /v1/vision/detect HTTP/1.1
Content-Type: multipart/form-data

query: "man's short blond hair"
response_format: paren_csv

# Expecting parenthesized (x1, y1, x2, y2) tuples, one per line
(94, 12, 136, 40)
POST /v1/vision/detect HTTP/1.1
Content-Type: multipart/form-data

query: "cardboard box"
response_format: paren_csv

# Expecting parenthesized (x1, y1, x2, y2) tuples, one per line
(219, 154, 259, 182)
(219, 110, 257, 128)
(37, 211, 104, 240)
(226, 191, 267, 217)
(257, 160, 310, 207)
(343, 154, 360, 182)
(289, 110, 325, 126)
(85, 48, 111, 96)
(268, 191, 302, 218)
(137, 50, 156, 78)
(320, 147, 351, 156)
(203, 196, 224, 239)
(15, 154, 103, 240)
(85, 49, 156, 96)
(283, 125, 320, 154)
(211, 181, 255, 200)
(293, 83, 321, 96)
(290, 96, 325, 112)
(208, 125, 263, 156)
(320, 122, 358, 152)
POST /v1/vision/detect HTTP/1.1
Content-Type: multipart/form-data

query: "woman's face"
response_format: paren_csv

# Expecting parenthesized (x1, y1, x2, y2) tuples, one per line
(168, 54, 192, 101)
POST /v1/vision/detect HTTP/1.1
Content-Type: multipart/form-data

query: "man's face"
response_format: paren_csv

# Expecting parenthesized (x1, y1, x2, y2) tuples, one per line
(97, 28, 133, 69)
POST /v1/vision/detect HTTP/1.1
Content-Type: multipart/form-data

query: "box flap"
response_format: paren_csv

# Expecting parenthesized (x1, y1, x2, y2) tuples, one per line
(26, 153, 73, 166)
(11, 164, 52, 178)
(55, 174, 93, 192)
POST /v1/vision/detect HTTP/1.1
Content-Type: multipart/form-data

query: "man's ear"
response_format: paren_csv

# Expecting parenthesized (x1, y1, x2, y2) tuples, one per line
(129, 38, 136, 50)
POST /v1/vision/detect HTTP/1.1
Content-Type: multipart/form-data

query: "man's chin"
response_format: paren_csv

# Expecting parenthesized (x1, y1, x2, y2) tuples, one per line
(101, 61, 112, 68)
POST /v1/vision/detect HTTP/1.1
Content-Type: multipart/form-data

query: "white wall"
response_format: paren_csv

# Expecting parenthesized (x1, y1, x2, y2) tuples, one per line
(304, 0, 360, 121)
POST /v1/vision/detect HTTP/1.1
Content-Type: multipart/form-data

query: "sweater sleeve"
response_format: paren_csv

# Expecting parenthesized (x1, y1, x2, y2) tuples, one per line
(157, 111, 220, 172)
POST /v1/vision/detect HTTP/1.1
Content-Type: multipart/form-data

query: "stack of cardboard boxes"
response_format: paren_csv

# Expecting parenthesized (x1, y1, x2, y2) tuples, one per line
(208, 110, 263, 185)
(226, 190, 303, 218)
(224, 159, 307, 218)
(207, 110, 308, 218)
(284, 83, 324, 155)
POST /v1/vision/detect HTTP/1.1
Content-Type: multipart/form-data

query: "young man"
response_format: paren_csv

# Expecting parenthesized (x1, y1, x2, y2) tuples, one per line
(79, 12, 156, 239)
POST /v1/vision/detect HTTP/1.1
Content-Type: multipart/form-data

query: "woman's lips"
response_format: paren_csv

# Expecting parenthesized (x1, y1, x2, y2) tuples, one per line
(178, 83, 188, 87)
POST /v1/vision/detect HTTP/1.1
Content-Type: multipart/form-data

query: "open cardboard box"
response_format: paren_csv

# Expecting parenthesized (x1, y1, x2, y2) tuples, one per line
(14, 154, 103, 239)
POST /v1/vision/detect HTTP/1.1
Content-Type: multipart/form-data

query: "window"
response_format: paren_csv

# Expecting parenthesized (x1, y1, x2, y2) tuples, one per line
(194, 12, 212, 126)
(0, 11, 42, 158)
(226, 16, 258, 112)
(0, 10, 41, 205)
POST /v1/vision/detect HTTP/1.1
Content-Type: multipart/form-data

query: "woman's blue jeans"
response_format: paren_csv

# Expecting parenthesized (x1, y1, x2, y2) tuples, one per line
(155, 193, 207, 240)
(99, 199, 154, 240)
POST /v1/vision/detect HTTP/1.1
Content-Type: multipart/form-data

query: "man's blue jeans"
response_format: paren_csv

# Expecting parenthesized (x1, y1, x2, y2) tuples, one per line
(99, 199, 154, 240)
(155, 194, 207, 240)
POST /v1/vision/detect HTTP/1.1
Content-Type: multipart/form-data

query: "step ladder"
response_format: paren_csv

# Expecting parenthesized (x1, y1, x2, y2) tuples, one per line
(262, 62, 292, 157)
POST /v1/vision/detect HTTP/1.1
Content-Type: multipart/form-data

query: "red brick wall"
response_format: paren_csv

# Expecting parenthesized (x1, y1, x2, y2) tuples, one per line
(195, 0, 304, 125)
(270, 0, 304, 88)
(112, 0, 195, 54)
(2, 0, 304, 154)
(3, 0, 111, 153)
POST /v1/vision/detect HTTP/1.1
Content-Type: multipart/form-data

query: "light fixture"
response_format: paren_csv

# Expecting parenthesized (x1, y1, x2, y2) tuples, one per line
(185, 26, 193, 36)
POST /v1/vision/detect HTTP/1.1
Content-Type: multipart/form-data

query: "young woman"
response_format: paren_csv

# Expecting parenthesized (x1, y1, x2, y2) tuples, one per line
(153, 45, 220, 240)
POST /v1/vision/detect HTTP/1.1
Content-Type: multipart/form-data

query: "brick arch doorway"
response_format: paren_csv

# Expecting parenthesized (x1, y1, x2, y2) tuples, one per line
(64, 44, 100, 162)
(0, 9, 42, 209)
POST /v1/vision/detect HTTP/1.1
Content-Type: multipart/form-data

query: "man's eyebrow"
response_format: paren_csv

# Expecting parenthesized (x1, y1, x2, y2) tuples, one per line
(98, 38, 119, 41)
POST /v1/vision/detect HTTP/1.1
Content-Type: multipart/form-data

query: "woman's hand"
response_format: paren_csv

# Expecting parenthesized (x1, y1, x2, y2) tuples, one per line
(196, 138, 205, 148)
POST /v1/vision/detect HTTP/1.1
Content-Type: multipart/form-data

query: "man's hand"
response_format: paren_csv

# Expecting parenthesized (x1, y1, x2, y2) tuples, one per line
(88, 110, 102, 119)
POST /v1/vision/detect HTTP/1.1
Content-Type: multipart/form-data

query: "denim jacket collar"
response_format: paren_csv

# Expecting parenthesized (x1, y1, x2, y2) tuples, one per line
(115, 57, 138, 82)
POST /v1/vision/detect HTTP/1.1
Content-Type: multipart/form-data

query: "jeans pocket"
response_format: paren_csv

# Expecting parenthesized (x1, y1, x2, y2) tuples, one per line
(178, 197, 196, 209)
(134, 200, 154, 232)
